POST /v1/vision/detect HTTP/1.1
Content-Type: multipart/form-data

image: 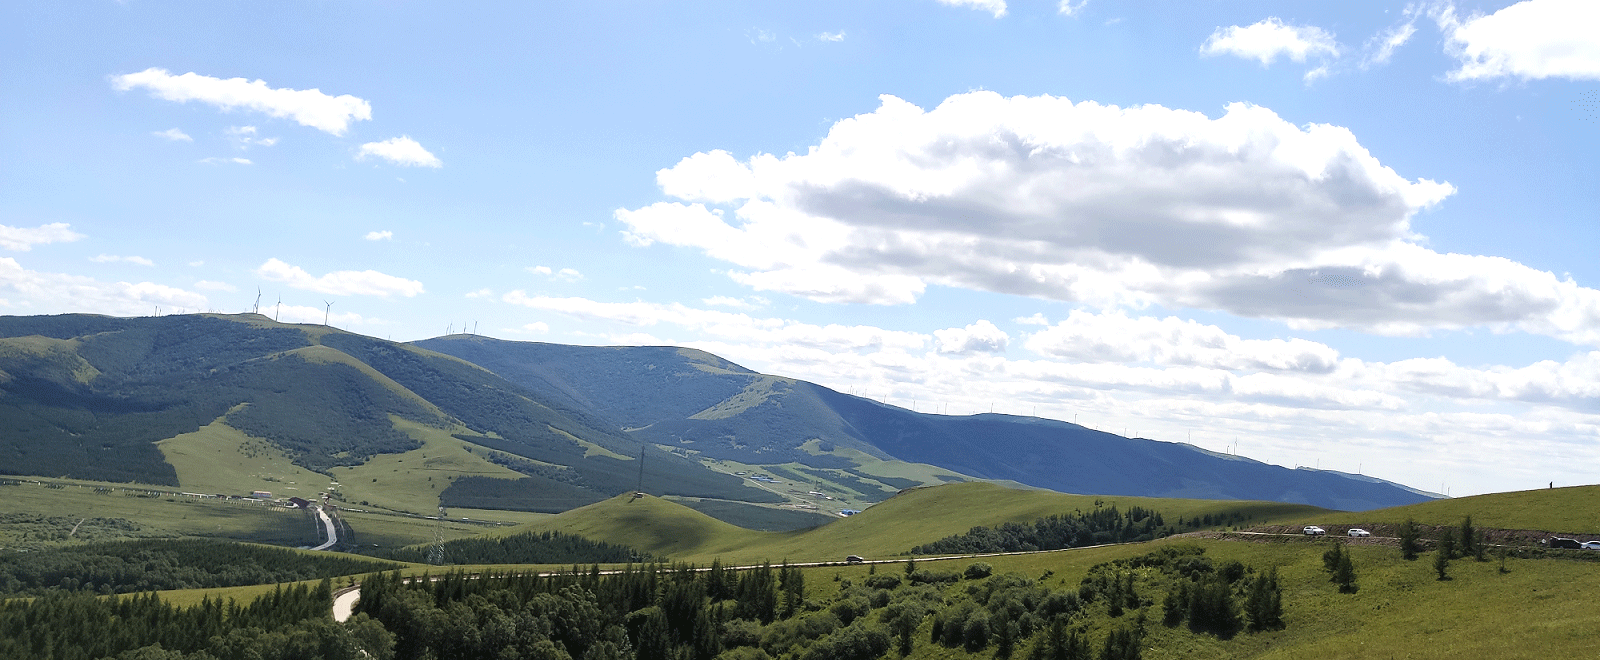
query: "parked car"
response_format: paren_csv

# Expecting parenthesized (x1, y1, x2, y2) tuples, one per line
(845, 555, 865, 564)
(1303, 526, 1326, 536)
(1579, 541, 1600, 551)
(1347, 528, 1371, 537)
(1547, 537, 1582, 549)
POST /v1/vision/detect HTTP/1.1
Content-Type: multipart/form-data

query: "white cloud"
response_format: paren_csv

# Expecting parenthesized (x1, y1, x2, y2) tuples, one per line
(935, 320, 1010, 354)
(1015, 313, 1050, 326)
(194, 280, 236, 292)
(527, 265, 582, 282)
(153, 128, 191, 142)
(364, 230, 394, 241)
(502, 293, 929, 352)
(465, 288, 494, 299)
(0, 257, 207, 316)
(357, 136, 442, 168)
(0, 223, 85, 251)
(199, 157, 252, 165)
(1201, 17, 1340, 65)
(226, 125, 277, 148)
(111, 68, 372, 135)
(703, 295, 767, 309)
(818, 31, 846, 42)
(618, 91, 1600, 346)
(937, 0, 1006, 18)
(254, 258, 424, 297)
(1435, 0, 1600, 82)
(1361, 12, 1419, 69)
(1057, 0, 1088, 16)
(188, 261, 204, 267)
(90, 254, 155, 266)
(1025, 309, 1340, 372)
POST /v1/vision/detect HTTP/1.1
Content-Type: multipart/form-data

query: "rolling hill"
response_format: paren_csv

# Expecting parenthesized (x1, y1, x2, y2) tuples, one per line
(0, 313, 772, 513)
(416, 335, 1437, 511)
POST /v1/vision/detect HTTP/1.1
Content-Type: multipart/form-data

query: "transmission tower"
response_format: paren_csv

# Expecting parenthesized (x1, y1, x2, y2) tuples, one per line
(427, 506, 446, 565)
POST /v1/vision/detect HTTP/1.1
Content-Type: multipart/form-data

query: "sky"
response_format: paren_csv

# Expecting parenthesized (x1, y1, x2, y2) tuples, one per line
(2, 0, 1597, 498)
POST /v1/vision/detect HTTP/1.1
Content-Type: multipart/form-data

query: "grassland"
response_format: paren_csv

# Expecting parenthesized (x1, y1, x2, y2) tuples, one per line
(1299, 484, 1600, 534)
(498, 482, 1326, 564)
(327, 417, 526, 515)
(0, 480, 324, 549)
(157, 413, 333, 498)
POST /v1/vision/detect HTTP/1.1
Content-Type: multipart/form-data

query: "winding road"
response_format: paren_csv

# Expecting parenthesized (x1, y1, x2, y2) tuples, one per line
(308, 506, 338, 551)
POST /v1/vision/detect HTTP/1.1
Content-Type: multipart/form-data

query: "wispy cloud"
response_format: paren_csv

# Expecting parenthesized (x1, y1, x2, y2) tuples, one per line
(817, 31, 846, 42)
(936, 0, 1006, 19)
(111, 68, 372, 135)
(199, 157, 252, 165)
(153, 128, 191, 142)
(194, 280, 236, 292)
(0, 223, 85, 252)
(364, 230, 393, 241)
(1201, 17, 1340, 67)
(254, 258, 424, 297)
(90, 254, 154, 266)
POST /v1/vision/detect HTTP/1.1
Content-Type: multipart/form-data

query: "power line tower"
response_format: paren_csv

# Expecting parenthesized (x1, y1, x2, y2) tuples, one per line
(427, 506, 446, 565)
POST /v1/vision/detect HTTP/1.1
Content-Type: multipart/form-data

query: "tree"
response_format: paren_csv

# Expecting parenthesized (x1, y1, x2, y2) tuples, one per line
(1244, 568, 1283, 631)
(1437, 528, 1458, 560)
(1397, 518, 1421, 560)
(1332, 551, 1357, 594)
(1458, 516, 1476, 559)
(1433, 544, 1451, 581)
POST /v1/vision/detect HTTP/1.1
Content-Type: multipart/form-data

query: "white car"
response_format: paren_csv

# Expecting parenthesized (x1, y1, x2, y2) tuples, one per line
(1303, 526, 1326, 536)
(1580, 541, 1600, 551)
(1347, 528, 1371, 537)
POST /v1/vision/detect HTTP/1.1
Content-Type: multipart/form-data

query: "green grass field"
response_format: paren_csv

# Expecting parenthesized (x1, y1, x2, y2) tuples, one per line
(157, 412, 334, 498)
(497, 482, 1328, 564)
(1299, 484, 1600, 534)
(0, 480, 324, 549)
(328, 417, 526, 515)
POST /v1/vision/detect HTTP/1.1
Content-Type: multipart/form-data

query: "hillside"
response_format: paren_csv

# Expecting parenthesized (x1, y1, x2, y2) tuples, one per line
(0, 314, 770, 514)
(501, 482, 1329, 563)
(1294, 483, 1600, 535)
(417, 335, 1436, 511)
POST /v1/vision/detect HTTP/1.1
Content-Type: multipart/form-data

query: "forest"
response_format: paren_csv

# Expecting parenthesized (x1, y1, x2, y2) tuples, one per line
(0, 539, 398, 598)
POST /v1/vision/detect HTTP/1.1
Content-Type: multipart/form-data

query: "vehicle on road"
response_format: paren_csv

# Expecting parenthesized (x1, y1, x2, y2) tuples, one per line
(1547, 537, 1582, 549)
(1579, 541, 1600, 551)
(1303, 526, 1326, 536)
(1347, 528, 1371, 537)
(845, 555, 865, 564)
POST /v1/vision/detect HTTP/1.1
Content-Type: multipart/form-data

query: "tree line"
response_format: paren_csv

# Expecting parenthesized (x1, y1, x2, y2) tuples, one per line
(910, 505, 1172, 555)
(0, 539, 397, 598)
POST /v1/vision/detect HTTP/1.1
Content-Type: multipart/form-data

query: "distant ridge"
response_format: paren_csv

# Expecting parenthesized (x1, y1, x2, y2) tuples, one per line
(418, 335, 1437, 511)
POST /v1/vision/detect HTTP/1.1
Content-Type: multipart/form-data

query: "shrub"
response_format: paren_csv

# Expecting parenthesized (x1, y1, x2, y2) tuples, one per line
(965, 562, 994, 579)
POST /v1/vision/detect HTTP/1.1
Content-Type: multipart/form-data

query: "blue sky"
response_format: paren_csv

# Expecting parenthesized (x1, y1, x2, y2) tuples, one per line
(2, 0, 1597, 496)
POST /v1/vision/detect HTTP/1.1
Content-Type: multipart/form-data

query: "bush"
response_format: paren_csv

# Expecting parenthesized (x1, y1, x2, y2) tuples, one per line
(965, 562, 994, 580)
(862, 574, 901, 590)
(909, 569, 961, 585)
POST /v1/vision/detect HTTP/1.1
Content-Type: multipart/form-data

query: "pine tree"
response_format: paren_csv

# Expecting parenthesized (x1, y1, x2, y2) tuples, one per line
(1433, 544, 1451, 581)
(1459, 516, 1476, 559)
(1397, 518, 1421, 560)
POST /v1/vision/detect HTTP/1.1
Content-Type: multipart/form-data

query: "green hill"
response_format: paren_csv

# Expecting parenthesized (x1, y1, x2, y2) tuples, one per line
(500, 482, 1328, 563)
(1296, 484, 1600, 535)
(0, 313, 771, 516)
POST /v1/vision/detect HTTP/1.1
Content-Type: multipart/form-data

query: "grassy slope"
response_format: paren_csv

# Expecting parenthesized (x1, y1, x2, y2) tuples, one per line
(1300, 484, 1600, 534)
(505, 482, 1326, 564)
(330, 417, 526, 515)
(156, 413, 331, 497)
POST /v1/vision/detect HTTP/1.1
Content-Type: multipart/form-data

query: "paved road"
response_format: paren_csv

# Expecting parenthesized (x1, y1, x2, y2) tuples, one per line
(308, 506, 338, 551)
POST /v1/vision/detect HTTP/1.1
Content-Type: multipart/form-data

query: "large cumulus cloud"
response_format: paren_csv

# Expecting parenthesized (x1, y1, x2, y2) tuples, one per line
(616, 91, 1600, 346)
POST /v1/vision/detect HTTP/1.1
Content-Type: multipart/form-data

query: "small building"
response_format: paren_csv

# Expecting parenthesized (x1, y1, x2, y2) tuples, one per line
(287, 497, 311, 509)
(839, 509, 861, 516)
(250, 490, 272, 499)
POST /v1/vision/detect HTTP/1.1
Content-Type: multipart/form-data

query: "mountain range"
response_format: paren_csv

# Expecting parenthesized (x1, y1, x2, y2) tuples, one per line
(0, 313, 1436, 512)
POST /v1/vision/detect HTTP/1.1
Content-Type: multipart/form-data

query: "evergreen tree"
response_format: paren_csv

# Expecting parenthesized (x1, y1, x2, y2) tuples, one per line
(1437, 528, 1458, 560)
(1458, 516, 1476, 559)
(1397, 518, 1421, 560)
(1244, 567, 1283, 631)
(1332, 552, 1357, 594)
(1433, 544, 1451, 581)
